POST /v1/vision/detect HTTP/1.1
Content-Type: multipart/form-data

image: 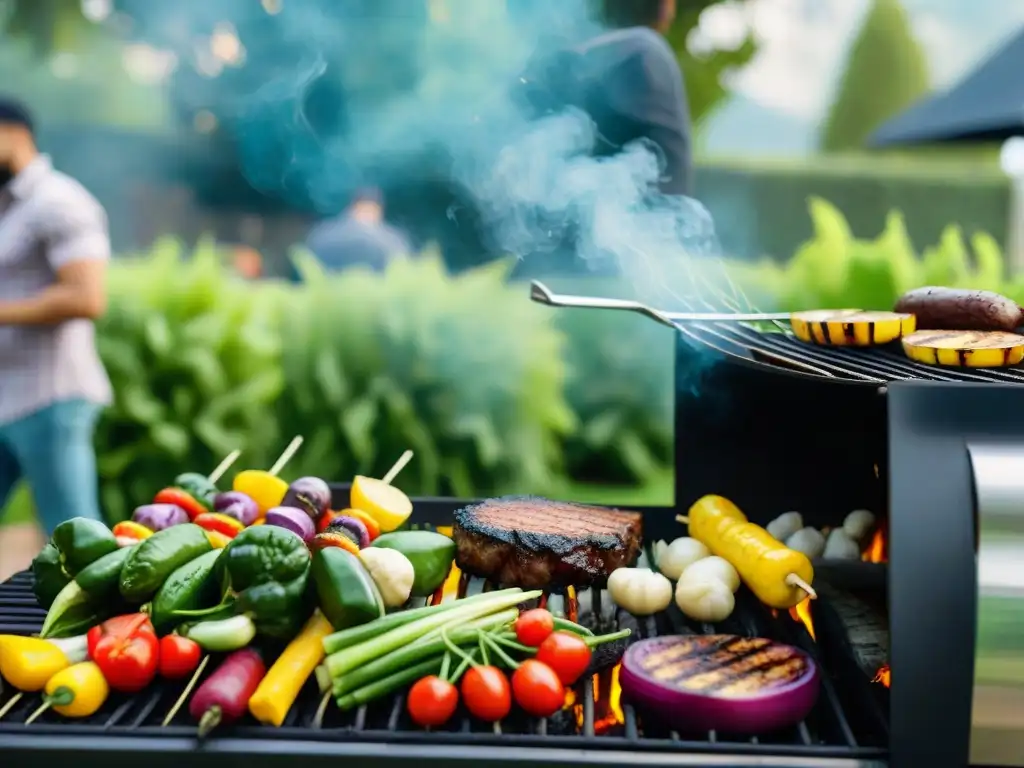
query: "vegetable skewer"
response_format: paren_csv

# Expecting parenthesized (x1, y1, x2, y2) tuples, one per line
(676, 498, 817, 605)
(231, 436, 304, 518)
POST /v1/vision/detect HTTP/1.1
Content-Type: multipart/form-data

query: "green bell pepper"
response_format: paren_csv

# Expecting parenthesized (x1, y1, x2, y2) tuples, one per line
(311, 548, 385, 631)
(371, 531, 456, 597)
(31, 518, 119, 609)
(218, 525, 312, 639)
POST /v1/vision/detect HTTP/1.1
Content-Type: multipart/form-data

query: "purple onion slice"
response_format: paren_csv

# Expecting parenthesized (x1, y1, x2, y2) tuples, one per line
(619, 634, 819, 735)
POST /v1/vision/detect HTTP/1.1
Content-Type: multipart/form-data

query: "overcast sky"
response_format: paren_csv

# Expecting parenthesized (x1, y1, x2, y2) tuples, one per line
(692, 0, 1024, 121)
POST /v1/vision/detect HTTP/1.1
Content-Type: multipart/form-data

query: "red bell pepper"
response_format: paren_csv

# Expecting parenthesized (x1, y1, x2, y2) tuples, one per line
(153, 487, 208, 521)
(87, 613, 159, 693)
(194, 512, 245, 539)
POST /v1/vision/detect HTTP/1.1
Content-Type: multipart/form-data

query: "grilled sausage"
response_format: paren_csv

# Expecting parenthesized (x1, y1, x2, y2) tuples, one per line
(687, 495, 814, 609)
(894, 287, 1023, 331)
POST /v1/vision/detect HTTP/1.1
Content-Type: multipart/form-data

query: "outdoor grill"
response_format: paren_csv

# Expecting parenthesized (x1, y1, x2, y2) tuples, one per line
(0, 496, 889, 768)
(529, 280, 1024, 768)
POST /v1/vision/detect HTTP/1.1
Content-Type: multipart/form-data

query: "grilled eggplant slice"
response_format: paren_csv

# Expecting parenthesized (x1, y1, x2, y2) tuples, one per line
(902, 330, 1024, 368)
(790, 309, 915, 346)
(894, 287, 1023, 332)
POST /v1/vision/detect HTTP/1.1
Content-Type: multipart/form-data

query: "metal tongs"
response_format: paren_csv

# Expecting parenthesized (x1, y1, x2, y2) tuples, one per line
(529, 281, 791, 330)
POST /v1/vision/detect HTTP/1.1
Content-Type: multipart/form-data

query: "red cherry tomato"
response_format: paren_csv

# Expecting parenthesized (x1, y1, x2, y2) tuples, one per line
(514, 608, 555, 647)
(86, 613, 159, 693)
(158, 635, 202, 679)
(407, 676, 459, 727)
(535, 631, 592, 685)
(460, 665, 511, 722)
(512, 660, 565, 717)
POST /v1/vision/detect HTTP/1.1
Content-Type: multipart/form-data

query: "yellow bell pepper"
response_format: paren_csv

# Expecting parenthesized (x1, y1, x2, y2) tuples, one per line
(232, 470, 288, 516)
(29, 662, 109, 721)
(0, 635, 71, 691)
(248, 612, 333, 726)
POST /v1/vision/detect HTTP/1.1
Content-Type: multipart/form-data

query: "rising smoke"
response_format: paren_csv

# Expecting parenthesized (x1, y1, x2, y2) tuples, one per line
(115, 0, 745, 310)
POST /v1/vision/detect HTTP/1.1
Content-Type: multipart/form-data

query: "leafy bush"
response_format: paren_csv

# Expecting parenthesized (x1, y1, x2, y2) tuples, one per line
(545, 281, 675, 486)
(730, 196, 1016, 311)
(96, 238, 284, 522)
(271, 250, 575, 498)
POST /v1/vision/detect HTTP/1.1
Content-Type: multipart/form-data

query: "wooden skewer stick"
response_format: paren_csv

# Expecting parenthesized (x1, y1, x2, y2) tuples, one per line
(0, 692, 22, 722)
(161, 654, 211, 727)
(675, 515, 817, 600)
(785, 574, 817, 600)
(208, 449, 242, 484)
(381, 450, 414, 486)
(269, 436, 304, 477)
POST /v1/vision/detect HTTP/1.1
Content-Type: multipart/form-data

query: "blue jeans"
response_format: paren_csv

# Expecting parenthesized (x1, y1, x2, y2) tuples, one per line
(0, 399, 103, 536)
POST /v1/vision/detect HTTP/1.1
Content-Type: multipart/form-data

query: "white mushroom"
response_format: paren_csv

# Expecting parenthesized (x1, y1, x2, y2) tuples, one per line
(675, 576, 735, 623)
(607, 568, 674, 616)
(843, 509, 876, 542)
(680, 556, 740, 593)
(656, 537, 710, 580)
(766, 511, 804, 543)
(786, 527, 826, 560)
(823, 528, 861, 560)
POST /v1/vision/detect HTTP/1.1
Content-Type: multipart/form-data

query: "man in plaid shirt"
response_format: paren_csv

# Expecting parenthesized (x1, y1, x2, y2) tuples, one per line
(0, 99, 112, 535)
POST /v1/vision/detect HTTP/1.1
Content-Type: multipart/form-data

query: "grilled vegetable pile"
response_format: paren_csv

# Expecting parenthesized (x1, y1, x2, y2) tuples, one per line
(1, 442, 468, 734)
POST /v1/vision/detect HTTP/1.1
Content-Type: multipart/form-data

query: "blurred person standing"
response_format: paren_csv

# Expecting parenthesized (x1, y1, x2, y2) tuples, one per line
(0, 99, 112, 535)
(300, 187, 411, 278)
(521, 0, 692, 196)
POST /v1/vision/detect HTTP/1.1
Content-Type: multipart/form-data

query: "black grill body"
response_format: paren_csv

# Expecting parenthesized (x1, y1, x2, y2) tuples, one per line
(674, 339, 886, 528)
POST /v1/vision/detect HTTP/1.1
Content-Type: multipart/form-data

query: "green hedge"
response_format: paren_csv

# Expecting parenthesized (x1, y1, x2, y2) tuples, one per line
(696, 155, 1009, 263)
(59, 241, 677, 524)
(728, 196, 1019, 312)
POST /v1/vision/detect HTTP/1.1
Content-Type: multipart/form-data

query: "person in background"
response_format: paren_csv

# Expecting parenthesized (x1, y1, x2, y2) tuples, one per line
(300, 187, 411, 277)
(0, 98, 112, 535)
(521, 0, 692, 196)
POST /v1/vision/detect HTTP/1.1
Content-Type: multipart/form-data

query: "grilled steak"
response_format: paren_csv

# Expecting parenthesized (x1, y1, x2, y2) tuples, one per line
(452, 496, 642, 589)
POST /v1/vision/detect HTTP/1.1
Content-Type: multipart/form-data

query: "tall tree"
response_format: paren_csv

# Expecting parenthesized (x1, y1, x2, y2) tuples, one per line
(820, 0, 930, 152)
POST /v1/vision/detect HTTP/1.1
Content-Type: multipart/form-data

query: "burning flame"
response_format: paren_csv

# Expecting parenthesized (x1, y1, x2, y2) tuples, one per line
(788, 599, 816, 641)
(862, 529, 886, 563)
(572, 665, 625, 734)
(873, 664, 890, 688)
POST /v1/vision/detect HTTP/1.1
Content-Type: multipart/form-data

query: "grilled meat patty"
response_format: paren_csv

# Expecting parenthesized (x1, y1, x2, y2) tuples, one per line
(452, 496, 643, 589)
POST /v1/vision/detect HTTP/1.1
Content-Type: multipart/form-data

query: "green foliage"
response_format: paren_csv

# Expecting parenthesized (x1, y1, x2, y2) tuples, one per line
(820, 0, 930, 152)
(96, 238, 284, 523)
(731, 197, 1022, 312)
(554, 304, 675, 485)
(694, 155, 1008, 264)
(259, 249, 575, 499)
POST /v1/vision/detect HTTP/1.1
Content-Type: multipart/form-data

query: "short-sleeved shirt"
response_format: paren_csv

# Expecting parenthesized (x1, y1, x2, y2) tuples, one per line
(0, 155, 112, 425)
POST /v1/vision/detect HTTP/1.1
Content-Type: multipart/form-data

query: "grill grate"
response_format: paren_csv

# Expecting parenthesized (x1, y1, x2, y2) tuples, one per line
(0, 549, 888, 764)
(530, 280, 1024, 385)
